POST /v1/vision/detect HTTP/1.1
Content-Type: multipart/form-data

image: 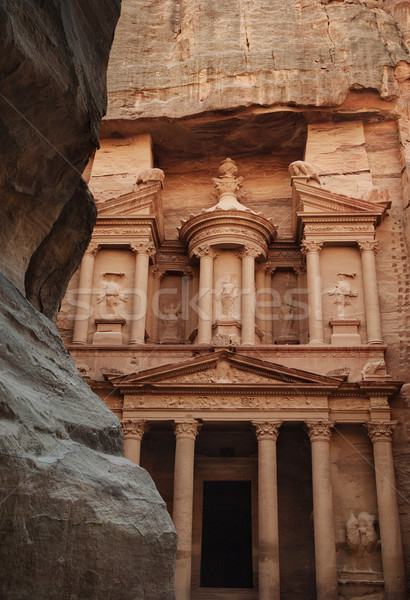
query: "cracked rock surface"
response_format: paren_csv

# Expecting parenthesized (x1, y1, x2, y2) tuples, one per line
(107, 0, 409, 119)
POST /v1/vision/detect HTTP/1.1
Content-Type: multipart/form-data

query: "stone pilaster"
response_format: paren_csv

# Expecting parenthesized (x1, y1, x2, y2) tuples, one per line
(302, 241, 324, 345)
(359, 241, 383, 344)
(173, 419, 202, 600)
(253, 421, 282, 600)
(365, 422, 406, 600)
(255, 263, 267, 342)
(306, 421, 338, 600)
(72, 243, 99, 344)
(129, 241, 154, 345)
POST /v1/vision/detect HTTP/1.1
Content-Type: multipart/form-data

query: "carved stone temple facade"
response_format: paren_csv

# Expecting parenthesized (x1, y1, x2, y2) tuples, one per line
(58, 116, 409, 599)
(56, 1, 410, 598)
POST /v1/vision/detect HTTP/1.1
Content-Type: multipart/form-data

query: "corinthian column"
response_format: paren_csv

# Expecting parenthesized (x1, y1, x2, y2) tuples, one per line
(359, 241, 383, 344)
(129, 242, 154, 345)
(122, 419, 148, 465)
(302, 241, 324, 345)
(241, 246, 258, 345)
(72, 243, 99, 344)
(196, 245, 217, 345)
(365, 422, 406, 600)
(253, 421, 282, 600)
(306, 421, 338, 600)
(173, 419, 201, 600)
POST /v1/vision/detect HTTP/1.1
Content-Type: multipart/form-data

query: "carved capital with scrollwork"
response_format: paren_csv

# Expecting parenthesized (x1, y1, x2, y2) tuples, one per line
(253, 421, 282, 441)
(84, 242, 99, 257)
(174, 419, 202, 440)
(306, 420, 334, 441)
(151, 266, 166, 280)
(301, 241, 323, 255)
(358, 240, 379, 254)
(122, 419, 148, 440)
(130, 241, 156, 257)
(293, 264, 307, 276)
(194, 244, 219, 259)
(365, 421, 396, 443)
(238, 245, 260, 259)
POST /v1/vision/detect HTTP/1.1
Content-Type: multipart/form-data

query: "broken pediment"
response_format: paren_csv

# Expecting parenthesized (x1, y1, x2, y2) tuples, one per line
(109, 350, 341, 390)
(97, 182, 163, 218)
(292, 180, 390, 240)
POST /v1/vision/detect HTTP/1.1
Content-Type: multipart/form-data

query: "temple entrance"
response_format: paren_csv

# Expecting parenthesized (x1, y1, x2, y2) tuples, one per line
(200, 481, 253, 589)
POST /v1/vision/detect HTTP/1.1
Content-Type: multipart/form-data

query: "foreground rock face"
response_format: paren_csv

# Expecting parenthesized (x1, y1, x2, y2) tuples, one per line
(107, 0, 409, 119)
(0, 1, 177, 598)
(0, 0, 119, 300)
(0, 271, 176, 599)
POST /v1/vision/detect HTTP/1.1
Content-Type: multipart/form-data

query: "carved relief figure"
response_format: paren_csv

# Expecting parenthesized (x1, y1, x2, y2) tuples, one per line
(279, 300, 296, 335)
(216, 277, 239, 319)
(161, 301, 182, 342)
(97, 273, 128, 318)
(288, 160, 320, 184)
(326, 272, 358, 318)
(346, 511, 379, 555)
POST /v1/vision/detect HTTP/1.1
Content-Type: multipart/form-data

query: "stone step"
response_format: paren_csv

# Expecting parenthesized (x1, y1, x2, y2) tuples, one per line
(192, 588, 258, 600)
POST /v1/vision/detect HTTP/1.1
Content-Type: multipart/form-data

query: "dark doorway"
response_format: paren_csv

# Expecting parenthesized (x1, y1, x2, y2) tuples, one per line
(200, 480, 253, 588)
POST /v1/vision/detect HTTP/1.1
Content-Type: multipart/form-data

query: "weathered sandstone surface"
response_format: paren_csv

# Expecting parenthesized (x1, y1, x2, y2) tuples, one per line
(107, 0, 409, 120)
(0, 271, 176, 599)
(0, 1, 176, 598)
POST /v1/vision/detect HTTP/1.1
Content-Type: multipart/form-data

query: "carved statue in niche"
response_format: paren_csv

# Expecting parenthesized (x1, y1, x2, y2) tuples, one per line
(96, 273, 128, 319)
(216, 276, 239, 320)
(279, 300, 297, 335)
(326, 272, 358, 318)
(160, 301, 182, 342)
(346, 511, 379, 555)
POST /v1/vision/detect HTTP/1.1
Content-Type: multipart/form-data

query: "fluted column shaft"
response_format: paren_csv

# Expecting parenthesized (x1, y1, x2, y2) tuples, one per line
(241, 247, 258, 345)
(196, 247, 216, 345)
(122, 420, 148, 465)
(359, 241, 383, 344)
(72, 244, 98, 344)
(366, 422, 406, 600)
(302, 241, 324, 345)
(129, 243, 153, 345)
(306, 421, 338, 600)
(173, 420, 201, 600)
(253, 421, 282, 600)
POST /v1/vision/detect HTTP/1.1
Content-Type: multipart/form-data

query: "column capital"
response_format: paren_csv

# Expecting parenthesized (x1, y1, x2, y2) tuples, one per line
(253, 421, 282, 441)
(238, 245, 260, 259)
(255, 262, 268, 274)
(195, 244, 219, 259)
(365, 421, 397, 443)
(306, 420, 334, 441)
(174, 419, 202, 440)
(293, 263, 307, 276)
(358, 240, 379, 254)
(152, 266, 166, 280)
(84, 242, 99, 257)
(301, 240, 323, 255)
(183, 267, 194, 279)
(130, 240, 155, 257)
(122, 419, 148, 440)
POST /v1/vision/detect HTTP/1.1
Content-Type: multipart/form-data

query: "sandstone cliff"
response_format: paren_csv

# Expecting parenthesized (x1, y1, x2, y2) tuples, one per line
(0, 2, 176, 598)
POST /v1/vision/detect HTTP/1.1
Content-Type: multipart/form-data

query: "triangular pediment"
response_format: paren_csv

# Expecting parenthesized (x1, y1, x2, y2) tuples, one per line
(97, 182, 162, 218)
(292, 180, 389, 237)
(110, 350, 341, 389)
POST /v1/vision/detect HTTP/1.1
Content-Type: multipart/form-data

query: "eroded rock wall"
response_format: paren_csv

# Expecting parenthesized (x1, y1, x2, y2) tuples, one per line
(107, 0, 409, 119)
(0, 1, 177, 598)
